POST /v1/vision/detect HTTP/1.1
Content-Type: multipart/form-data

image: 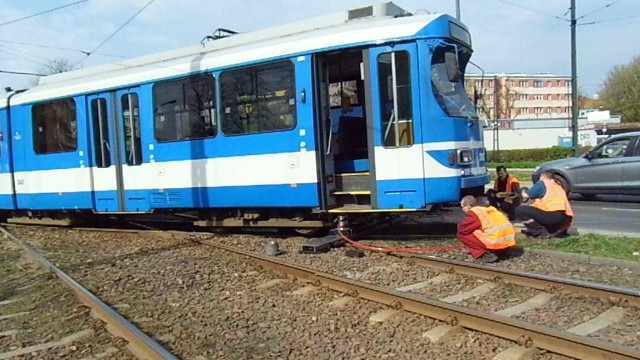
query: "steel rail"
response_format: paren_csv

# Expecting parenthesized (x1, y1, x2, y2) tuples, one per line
(198, 239, 640, 360)
(0, 227, 178, 360)
(393, 253, 640, 307)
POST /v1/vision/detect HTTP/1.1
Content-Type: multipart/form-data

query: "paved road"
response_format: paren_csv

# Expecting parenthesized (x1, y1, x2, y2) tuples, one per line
(569, 194, 640, 236)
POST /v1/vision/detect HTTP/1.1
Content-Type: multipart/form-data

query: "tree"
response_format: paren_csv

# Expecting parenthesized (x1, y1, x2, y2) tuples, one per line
(30, 58, 76, 86)
(599, 55, 640, 123)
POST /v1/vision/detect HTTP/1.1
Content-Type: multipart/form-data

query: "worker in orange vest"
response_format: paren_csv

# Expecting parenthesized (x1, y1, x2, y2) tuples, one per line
(516, 171, 574, 238)
(457, 195, 519, 263)
(486, 165, 521, 220)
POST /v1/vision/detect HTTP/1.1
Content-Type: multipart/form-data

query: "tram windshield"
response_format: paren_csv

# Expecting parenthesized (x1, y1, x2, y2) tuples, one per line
(430, 43, 478, 120)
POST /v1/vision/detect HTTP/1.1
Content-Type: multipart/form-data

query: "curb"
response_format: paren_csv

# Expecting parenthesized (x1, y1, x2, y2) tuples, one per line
(526, 248, 640, 269)
(576, 227, 640, 238)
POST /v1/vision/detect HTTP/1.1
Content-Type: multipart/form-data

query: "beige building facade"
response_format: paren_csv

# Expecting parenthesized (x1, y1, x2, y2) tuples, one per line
(466, 73, 572, 122)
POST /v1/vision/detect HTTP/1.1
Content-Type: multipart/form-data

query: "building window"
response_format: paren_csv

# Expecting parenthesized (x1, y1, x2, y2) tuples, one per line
(534, 94, 544, 101)
(153, 73, 216, 142)
(533, 80, 543, 88)
(547, 81, 552, 87)
(487, 94, 494, 101)
(510, 81, 515, 87)
(557, 80, 561, 86)
(474, 80, 482, 88)
(519, 94, 528, 101)
(487, 80, 493, 87)
(519, 108, 529, 115)
(32, 98, 77, 154)
(221, 60, 296, 135)
(518, 80, 527, 87)
(557, 107, 562, 113)
(534, 107, 544, 114)
(547, 94, 553, 101)
(565, 80, 571, 87)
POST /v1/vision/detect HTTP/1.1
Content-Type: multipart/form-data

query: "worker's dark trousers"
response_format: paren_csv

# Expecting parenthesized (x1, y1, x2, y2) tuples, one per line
(515, 206, 571, 237)
(488, 198, 518, 221)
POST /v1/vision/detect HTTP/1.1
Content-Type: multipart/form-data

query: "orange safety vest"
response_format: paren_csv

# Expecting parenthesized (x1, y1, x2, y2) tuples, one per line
(469, 206, 517, 250)
(493, 175, 520, 204)
(531, 178, 574, 218)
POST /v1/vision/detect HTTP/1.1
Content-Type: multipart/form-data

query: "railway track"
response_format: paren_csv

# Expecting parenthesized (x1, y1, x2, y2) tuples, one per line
(0, 227, 177, 360)
(3, 224, 640, 359)
(194, 238, 640, 360)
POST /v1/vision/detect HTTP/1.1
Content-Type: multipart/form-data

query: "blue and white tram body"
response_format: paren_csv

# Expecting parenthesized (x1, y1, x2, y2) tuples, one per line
(0, 3, 488, 229)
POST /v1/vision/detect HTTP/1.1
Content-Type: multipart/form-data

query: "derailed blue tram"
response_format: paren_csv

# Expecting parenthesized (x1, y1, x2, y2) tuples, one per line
(0, 2, 488, 232)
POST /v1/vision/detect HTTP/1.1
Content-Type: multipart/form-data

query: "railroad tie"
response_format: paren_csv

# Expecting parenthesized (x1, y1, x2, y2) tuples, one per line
(0, 329, 93, 360)
(329, 296, 354, 308)
(494, 292, 554, 317)
(493, 345, 537, 360)
(422, 325, 463, 344)
(256, 279, 286, 289)
(395, 273, 454, 292)
(439, 282, 496, 304)
(0, 311, 29, 321)
(291, 285, 318, 295)
(566, 306, 625, 336)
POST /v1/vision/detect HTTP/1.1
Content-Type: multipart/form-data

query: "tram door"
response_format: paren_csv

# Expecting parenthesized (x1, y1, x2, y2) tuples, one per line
(313, 55, 338, 209)
(366, 44, 426, 209)
(87, 88, 149, 212)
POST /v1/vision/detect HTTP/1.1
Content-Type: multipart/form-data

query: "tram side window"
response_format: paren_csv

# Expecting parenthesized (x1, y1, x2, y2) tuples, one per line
(377, 51, 413, 147)
(32, 98, 77, 154)
(220, 60, 296, 135)
(153, 73, 216, 142)
(122, 93, 142, 166)
(90, 98, 111, 168)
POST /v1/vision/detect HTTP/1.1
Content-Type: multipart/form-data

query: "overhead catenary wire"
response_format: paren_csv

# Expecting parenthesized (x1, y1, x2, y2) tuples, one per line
(496, 0, 569, 22)
(576, 0, 622, 20)
(506, 9, 571, 73)
(0, 0, 88, 27)
(72, 0, 156, 67)
(0, 39, 127, 58)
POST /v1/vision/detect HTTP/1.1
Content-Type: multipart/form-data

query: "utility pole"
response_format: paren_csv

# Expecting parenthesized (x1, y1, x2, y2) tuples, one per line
(570, 0, 579, 155)
(455, 0, 461, 20)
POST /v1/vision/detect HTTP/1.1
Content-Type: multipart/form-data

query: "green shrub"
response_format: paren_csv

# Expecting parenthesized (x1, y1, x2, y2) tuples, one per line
(488, 146, 591, 164)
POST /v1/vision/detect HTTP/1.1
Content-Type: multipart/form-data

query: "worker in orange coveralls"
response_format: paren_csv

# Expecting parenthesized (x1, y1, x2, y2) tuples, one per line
(457, 195, 519, 263)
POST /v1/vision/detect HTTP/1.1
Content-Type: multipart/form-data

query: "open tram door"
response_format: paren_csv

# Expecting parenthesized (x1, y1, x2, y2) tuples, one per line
(364, 44, 426, 210)
(313, 50, 373, 211)
(86, 88, 150, 212)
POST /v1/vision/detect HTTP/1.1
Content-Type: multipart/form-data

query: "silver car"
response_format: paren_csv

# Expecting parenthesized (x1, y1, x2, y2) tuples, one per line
(532, 131, 640, 197)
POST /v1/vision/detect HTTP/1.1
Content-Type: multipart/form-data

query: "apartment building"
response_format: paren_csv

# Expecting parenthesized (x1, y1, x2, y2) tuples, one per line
(465, 73, 572, 122)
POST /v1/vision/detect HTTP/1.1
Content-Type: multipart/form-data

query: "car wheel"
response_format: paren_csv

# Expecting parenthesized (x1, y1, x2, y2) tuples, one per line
(579, 193, 596, 200)
(554, 174, 570, 195)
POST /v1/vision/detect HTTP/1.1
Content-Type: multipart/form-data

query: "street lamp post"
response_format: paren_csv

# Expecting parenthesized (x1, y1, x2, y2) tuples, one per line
(570, 0, 579, 156)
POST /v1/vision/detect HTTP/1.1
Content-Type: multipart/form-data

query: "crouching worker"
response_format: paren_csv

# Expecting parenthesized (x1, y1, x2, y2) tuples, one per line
(486, 165, 521, 220)
(516, 171, 573, 238)
(457, 195, 518, 263)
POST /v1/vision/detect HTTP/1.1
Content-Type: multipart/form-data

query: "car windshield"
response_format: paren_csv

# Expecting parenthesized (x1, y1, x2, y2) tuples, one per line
(430, 43, 478, 120)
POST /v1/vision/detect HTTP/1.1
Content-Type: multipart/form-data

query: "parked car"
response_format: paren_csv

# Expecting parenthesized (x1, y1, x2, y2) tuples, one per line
(532, 132, 640, 197)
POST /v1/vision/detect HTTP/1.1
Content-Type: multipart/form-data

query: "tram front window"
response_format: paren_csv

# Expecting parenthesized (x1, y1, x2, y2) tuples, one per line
(431, 44, 477, 119)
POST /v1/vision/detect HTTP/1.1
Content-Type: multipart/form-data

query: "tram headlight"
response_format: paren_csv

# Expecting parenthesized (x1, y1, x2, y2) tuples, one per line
(457, 149, 473, 165)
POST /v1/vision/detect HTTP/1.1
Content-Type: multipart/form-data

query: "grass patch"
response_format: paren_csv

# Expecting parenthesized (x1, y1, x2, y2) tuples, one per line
(519, 233, 640, 262)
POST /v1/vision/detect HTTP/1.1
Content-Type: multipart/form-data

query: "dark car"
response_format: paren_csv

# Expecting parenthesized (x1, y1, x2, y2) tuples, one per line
(532, 131, 640, 197)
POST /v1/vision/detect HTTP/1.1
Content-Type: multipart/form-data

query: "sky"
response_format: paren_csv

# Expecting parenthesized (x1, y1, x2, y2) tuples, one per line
(0, 0, 638, 97)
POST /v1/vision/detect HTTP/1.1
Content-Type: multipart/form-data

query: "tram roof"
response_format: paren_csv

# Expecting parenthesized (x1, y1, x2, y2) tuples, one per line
(4, 2, 461, 106)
